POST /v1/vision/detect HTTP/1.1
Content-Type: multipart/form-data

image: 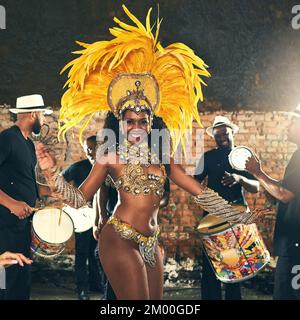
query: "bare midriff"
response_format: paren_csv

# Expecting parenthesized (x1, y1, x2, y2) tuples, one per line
(109, 162, 165, 236)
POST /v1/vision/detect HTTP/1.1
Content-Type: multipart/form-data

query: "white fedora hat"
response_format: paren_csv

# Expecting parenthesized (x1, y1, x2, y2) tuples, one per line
(206, 115, 239, 137)
(9, 94, 53, 115)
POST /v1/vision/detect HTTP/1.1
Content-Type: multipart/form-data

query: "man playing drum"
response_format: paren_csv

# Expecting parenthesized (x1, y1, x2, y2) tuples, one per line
(194, 116, 260, 300)
(0, 94, 53, 300)
(246, 105, 300, 300)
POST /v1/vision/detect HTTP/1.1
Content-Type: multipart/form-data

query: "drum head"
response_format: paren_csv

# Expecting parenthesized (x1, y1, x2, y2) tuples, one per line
(228, 146, 253, 171)
(62, 206, 96, 233)
(197, 215, 231, 235)
(32, 208, 74, 244)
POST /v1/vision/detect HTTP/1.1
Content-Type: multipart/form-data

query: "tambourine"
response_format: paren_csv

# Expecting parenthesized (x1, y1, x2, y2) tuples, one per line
(228, 146, 254, 171)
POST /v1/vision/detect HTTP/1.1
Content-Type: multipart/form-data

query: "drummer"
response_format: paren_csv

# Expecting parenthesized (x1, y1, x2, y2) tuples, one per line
(245, 105, 300, 300)
(0, 94, 53, 300)
(62, 135, 103, 300)
(194, 116, 260, 300)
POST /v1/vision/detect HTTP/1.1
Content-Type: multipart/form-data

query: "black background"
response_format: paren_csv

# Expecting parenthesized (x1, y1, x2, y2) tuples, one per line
(1, 0, 300, 111)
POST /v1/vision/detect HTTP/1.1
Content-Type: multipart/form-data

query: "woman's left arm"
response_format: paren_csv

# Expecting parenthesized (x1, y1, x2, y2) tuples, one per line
(169, 158, 263, 224)
(169, 158, 205, 195)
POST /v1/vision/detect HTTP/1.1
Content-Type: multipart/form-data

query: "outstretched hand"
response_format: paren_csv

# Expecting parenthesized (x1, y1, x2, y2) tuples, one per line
(222, 171, 242, 187)
(36, 142, 57, 171)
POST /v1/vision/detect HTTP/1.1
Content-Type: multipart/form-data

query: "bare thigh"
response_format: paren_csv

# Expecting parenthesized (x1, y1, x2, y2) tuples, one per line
(99, 224, 150, 300)
(146, 245, 164, 299)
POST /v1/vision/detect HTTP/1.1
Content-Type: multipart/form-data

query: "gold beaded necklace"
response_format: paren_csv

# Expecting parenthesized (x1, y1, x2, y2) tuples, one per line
(113, 140, 167, 197)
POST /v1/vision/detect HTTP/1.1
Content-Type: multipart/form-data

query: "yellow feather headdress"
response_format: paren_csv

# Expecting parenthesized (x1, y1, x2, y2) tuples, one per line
(59, 5, 210, 150)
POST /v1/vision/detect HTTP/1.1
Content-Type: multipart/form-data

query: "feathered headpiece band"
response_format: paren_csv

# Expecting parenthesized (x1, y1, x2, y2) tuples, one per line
(59, 5, 210, 150)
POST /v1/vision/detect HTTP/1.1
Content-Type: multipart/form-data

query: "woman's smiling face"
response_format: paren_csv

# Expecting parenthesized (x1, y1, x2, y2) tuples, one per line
(121, 110, 150, 144)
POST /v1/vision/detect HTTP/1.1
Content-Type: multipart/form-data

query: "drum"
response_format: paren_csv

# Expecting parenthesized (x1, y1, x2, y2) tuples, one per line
(197, 215, 270, 283)
(31, 208, 74, 258)
(228, 146, 254, 171)
(62, 205, 96, 233)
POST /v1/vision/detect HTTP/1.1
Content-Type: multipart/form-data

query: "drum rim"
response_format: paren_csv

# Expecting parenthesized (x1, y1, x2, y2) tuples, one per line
(197, 214, 237, 235)
(30, 244, 66, 258)
(228, 146, 254, 171)
(32, 208, 74, 244)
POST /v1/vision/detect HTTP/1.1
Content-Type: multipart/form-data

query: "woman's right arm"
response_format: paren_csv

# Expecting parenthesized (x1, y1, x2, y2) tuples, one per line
(78, 161, 109, 202)
(36, 142, 110, 208)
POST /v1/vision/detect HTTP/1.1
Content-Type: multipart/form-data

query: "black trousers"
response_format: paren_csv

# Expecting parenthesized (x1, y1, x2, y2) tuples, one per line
(74, 228, 102, 292)
(201, 253, 242, 300)
(94, 246, 116, 300)
(274, 256, 300, 300)
(0, 223, 31, 300)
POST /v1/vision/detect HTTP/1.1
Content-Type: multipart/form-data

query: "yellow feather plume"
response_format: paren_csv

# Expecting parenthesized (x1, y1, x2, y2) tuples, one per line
(59, 4, 210, 148)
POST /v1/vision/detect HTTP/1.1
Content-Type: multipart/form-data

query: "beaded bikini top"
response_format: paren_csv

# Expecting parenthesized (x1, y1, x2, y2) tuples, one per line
(105, 140, 167, 198)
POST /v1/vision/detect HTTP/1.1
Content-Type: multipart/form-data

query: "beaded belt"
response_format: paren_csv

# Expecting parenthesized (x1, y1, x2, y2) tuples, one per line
(107, 216, 160, 267)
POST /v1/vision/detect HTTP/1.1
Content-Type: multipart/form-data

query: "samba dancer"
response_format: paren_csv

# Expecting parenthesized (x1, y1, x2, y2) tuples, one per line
(0, 94, 53, 300)
(93, 144, 171, 300)
(194, 116, 260, 300)
(245, 105, 300, 300)
(36, 6, 264, 299)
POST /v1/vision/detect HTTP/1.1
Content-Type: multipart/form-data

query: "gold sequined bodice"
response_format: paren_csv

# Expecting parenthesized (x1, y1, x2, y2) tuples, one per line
(111, 162, 167, 198)
(104, 140, 167, 198)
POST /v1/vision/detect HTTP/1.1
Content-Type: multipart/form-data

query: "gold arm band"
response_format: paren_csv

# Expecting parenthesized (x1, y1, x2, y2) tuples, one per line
(54, 175, 87, 209)
(236, 210, 261, 224)
(42, 166, 87, 209)
(192, 188, 250, 223)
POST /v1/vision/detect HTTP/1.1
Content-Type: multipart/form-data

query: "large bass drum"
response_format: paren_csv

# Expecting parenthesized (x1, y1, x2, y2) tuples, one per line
(197, 214, 270, 283)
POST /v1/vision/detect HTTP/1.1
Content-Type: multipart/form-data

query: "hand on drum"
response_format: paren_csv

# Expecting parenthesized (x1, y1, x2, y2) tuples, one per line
(221, 171, 242, 187)
(245, 153, 262, 176)
(36, 142, 57, 171)
(0, 251, 33, 268)
(9, 199, 33, 219)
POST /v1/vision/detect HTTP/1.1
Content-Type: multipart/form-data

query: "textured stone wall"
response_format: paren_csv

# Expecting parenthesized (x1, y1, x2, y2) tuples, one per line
(0, 106, 295, 258)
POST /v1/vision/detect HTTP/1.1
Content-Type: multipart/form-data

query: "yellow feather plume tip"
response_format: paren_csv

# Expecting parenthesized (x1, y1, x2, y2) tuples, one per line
(59, 4, 210, 148)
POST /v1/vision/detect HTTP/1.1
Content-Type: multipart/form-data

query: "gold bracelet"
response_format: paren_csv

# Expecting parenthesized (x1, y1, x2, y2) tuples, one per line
(192, 188, 260, 225)
(54, 175, 87, 209)
(192, 188, 246, 222)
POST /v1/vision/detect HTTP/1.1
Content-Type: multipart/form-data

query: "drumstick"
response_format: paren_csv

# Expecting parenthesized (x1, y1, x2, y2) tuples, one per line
(31, 206, 45, 212)
(31, 205, 54, 212)
(58, 208, 62, 226)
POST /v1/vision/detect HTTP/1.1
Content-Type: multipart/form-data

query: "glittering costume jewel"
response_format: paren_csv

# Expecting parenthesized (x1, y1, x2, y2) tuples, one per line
(54, 175, 87, 208)
(107, 140, 167, 198)
(107, 215, 159, 267)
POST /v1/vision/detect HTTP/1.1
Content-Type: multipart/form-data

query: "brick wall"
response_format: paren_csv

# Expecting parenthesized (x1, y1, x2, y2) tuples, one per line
(0, 106, 295, 258)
